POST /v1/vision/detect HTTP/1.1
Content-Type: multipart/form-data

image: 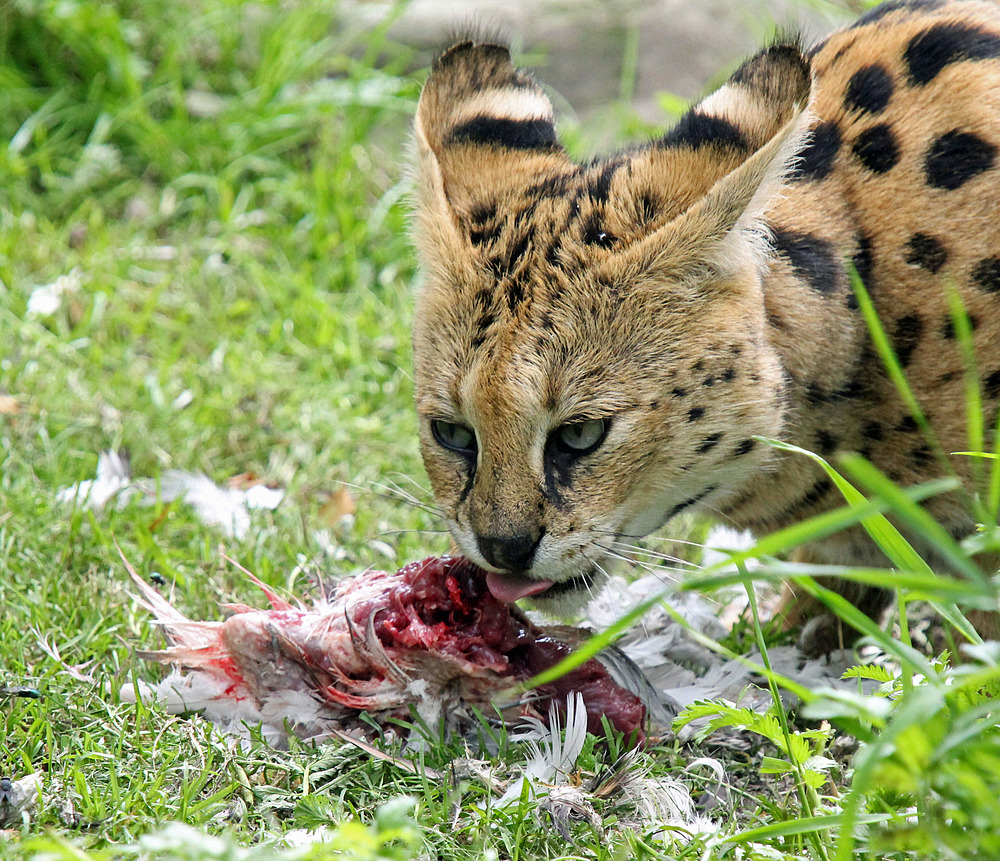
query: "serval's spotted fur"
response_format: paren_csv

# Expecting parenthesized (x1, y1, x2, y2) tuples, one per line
(410, 0, 1000, 653)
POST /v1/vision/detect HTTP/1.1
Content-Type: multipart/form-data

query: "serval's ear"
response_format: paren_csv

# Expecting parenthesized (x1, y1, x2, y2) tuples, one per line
(413, 41, 570, 239)
(600, 40, 815, 290)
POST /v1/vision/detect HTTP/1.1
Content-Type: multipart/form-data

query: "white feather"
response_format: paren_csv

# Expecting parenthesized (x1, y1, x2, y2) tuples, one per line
(494, 693, 589, 808)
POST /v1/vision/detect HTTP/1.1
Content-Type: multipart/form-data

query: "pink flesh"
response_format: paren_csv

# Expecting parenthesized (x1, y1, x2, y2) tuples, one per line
(486, 571, 554, 603)
(352, 557, 646, 742)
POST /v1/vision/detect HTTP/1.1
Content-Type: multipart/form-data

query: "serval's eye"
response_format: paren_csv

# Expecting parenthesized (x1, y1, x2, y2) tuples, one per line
(551, 418, 610, 456)
(431, 420, 477, 456)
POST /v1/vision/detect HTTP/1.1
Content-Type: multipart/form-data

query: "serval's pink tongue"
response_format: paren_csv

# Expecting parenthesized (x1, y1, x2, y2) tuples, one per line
(485, 571, 553, 604)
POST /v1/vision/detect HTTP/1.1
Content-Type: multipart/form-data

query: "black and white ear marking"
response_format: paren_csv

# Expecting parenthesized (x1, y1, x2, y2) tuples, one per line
(604, 40, 815, 289)
(416, 41, 560, 157)
(412, 40, 571, 264)
(663, 40, 813, 156)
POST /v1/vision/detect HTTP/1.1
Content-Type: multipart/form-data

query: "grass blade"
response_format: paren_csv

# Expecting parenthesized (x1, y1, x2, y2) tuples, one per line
(761, 438, 936, 574)
(838, 453, 987, 584)
(849, 269, 953, 479)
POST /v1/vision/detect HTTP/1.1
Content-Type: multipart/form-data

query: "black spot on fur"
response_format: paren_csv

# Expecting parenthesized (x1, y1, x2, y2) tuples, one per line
(940, 313, 978, 340)
(806, 383, 828, 405)
(513, 201, 538, 228)
(985, 369, 1000, 398)
(663, 111, 748, 151)
(566, 190, 584, 222)
(767, 311, 787, 330)
(637, 192, 660, 224)
(911, 444, 933, 465)
(791, 121, 841, 181)
(450, 116, 558, 150)
(852, 232, 875, 292)
(501, 229, 533, 274)
(527, 171, 579, 200)
(851, 0, 942, 29)
(474, 289, 491, 309)
(687, 406, 705, 421)
(844, 64, 894, 113)
(671, 387, 688, 398)
(457, 458, 477, 505)
(925, 130, 997, 190)
(734, 439, 756, 456)
(582, 214, 617, 248)
(892, 314, 923, 366)
(862, 421, 884, 441)
(722, 367, 736, 382)
(542, 463, 569, 507)
(801, 479, 833, 507)
(469, 210, 505, 246)
(852, 124, 900, 173)
(545, 240, 562, 267)
(972, 257, 1000, 293)
(771, 229, 841, 294)
(905, 233, 948, 273)
(904, 21, 1000, 86)
(835, 377, 867, 400)
(815, 430, 838, 455)
(469, 201, 497, 225)
(808, 38, 827, 59)
(776, 478, 834, 522)
(897, 415, 919, 433)
(697, 432, 724, 454)
(506, 280, 526, 313)
(588, 161, 620, 203)
(830, 36, 859, 65)
(666, 485, 718, 519)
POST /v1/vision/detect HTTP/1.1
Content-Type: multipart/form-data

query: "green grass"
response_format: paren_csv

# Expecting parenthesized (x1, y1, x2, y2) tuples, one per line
(3, 0, 1000, 859)
(0, 0, 445, 853)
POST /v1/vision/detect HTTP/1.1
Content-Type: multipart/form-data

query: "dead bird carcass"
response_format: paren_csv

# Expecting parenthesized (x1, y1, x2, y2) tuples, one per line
(125, 554, 661, 745)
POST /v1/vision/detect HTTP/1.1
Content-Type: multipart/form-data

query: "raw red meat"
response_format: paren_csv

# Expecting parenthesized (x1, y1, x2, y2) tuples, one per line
(129, 555, 647, 744)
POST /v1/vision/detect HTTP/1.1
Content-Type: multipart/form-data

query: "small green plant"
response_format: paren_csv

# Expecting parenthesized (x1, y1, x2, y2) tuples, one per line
(675, 703, 837, 793)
